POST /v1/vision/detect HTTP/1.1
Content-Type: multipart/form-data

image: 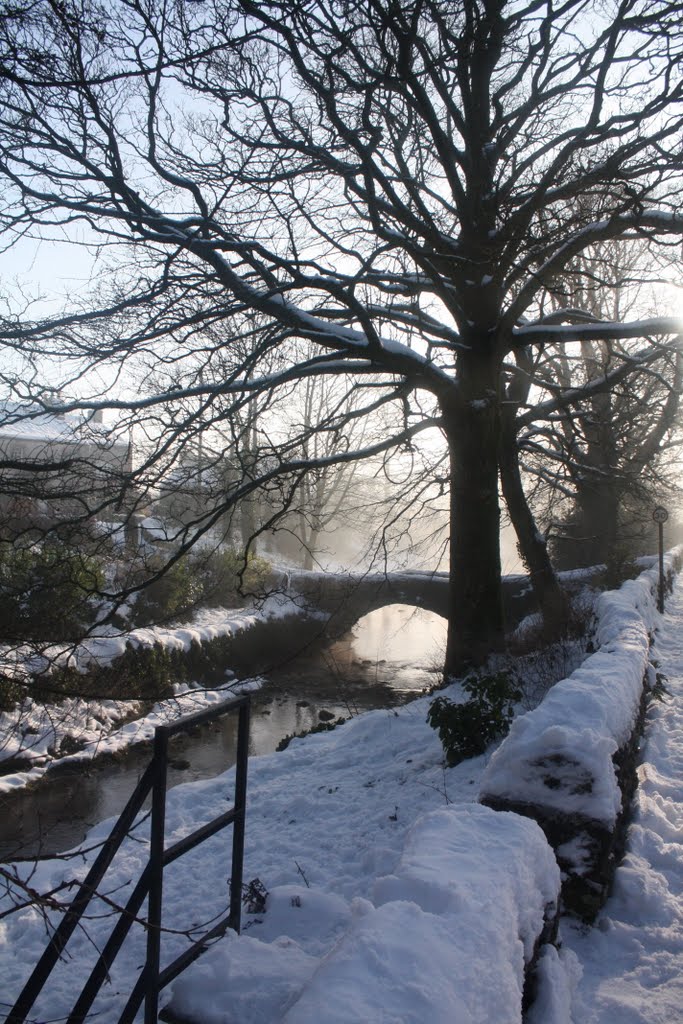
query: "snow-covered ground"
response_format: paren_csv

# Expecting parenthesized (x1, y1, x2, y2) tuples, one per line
(1, 570, 682, 1022)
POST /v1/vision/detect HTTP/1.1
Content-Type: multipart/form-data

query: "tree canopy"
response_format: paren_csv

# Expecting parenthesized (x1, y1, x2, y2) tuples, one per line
(0, 0, 682, 674)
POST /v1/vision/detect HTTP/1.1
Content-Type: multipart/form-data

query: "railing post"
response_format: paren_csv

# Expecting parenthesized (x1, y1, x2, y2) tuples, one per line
(144, 724, 169, 1024)
(228, 700, 250, 933)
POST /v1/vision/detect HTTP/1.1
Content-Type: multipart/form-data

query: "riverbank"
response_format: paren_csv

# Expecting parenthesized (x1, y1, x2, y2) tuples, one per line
(0, 598, 450, 858)
(0, 562, 636, 793)
(0, 596, 301, 791)
(2, 564, 681, 1021)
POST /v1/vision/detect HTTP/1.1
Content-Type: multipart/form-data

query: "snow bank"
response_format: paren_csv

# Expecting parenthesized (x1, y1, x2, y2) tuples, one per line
(68, 599, 290, 671)
(166, 805, 560, 1024)
(0, 596, 305, 786)
(560, 574, 683, 1020)
(480, 550, 681, 918)
(0, 677, 262, 793)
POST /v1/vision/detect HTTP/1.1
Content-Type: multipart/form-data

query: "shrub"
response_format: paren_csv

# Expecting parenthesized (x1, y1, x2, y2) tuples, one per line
(198, 548, 271, 607)
(132, 555, 205, 625)
(427, 671, 521, 766)
(0, 540, 105, 642)
(598, 550, 641, 591)
(131, 547, 270, 625)
(507, 595, 597, 709)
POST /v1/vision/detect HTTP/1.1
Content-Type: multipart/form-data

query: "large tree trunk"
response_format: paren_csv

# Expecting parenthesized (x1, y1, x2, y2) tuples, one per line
(574, 342, 620, 567)
(499, 408, 568, 628)
(577, 480, 620, 568)
(441, 351, 505, 678)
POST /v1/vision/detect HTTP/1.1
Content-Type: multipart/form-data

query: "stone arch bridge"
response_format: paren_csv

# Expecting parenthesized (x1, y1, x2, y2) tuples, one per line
(272, 568, 544, 636)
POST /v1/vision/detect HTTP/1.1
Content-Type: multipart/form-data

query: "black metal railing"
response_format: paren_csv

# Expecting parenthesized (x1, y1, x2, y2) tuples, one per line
(6, 692, 250, 1024)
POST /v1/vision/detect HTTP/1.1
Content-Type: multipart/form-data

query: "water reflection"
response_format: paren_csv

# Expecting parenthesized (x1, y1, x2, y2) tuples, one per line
(333, 604, 447, 691)
(0, 605, 446, 859)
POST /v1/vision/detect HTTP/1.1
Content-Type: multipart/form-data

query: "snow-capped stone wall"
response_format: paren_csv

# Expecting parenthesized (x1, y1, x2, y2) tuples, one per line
(164, 804, 560, 1024)
(480, 550, 681, 920)
(281, 805, 560, 1023)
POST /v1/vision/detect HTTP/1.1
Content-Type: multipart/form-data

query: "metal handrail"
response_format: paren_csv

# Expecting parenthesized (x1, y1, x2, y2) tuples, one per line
(6, 692, 250, 1024)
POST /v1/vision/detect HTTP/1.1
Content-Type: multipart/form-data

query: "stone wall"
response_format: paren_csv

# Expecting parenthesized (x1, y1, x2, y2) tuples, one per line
(479, 551, 681, 920)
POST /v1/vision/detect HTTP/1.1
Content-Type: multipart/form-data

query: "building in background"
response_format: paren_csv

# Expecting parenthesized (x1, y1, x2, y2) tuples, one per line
(0, 401, 133, 538)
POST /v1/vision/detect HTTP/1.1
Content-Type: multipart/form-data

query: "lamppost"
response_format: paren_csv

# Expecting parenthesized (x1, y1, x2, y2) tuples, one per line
(653, 505, 669, 613)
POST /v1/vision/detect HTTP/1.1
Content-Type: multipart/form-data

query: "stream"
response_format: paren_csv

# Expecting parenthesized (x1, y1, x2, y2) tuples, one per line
(0, 604, 447, 860)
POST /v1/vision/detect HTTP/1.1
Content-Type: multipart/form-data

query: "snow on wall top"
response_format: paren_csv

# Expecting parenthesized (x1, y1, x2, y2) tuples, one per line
(373, 803, 560, 960)
(281, 804, 559, 1024)
(480, 554, 680, 827)
(166, 806, 559, 1024)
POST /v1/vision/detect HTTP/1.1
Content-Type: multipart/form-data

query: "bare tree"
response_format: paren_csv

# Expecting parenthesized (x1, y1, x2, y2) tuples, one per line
(523, 336, 682, 571)
(281, 368, 367, 570)
(0, 0, 682, 675)
(511, 229, 683, 574)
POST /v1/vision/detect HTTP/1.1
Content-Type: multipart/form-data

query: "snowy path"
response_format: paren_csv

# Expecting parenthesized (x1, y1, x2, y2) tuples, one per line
(562, 577, 683, 1023)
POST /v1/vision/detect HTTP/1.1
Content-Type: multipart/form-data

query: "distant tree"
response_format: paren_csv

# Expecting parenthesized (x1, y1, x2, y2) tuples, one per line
(1, 0, 683, 675)
(513, 230, 682, 574)
(525, 337, 682, 572)
(282, 369, 366, 570)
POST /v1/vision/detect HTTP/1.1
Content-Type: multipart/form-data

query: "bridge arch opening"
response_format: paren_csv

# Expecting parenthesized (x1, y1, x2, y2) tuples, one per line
(349, 603, 447, 693)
